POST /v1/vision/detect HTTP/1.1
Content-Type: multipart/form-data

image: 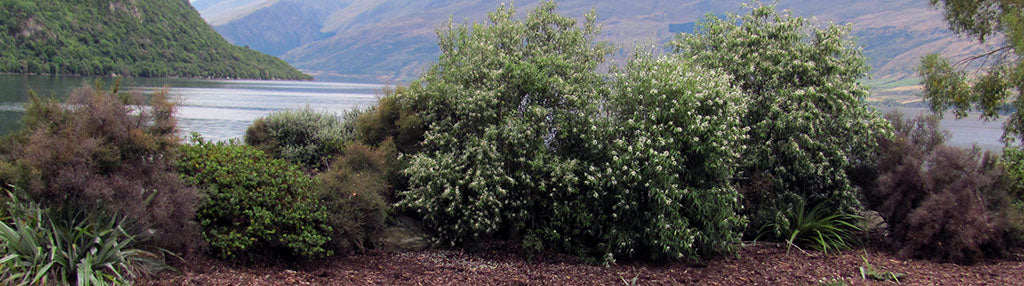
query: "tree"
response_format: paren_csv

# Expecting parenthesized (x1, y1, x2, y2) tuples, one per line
(671, 4, 890, 237)
(918, 0, 1024, 144)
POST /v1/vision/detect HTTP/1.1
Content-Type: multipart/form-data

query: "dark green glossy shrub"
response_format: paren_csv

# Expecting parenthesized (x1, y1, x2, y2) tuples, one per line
(177, 135, 331, 259)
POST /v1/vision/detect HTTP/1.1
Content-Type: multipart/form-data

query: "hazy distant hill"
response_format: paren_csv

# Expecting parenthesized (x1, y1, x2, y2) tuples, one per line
(192, 0, 988, 83)
(0, 0, 310, 79)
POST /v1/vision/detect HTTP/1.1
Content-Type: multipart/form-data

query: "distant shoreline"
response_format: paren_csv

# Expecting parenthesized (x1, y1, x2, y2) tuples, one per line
(0, 72, 313, 82)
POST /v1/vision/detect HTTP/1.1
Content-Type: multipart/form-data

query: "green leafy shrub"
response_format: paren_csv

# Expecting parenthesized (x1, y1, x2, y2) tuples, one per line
(355, 86, 425, 153)
(671, 4, 890, 238)
(858, 251, 904, 283)
(244, 108, 349, 171)
(565, 53, 748, 261)
(0, 161, 25, 196)
(5, 84, 198, 251)
(177, 135, 331, 260)
(0, 189, 172, 285)
(399, 1, 610, 255)
(400, 2, 750, 263)
(1000, 147, 1024, 245)
(868, 113, 1014, 264)
(340, 107, 368, 143)
(315, 143, 389, 253)
(353, 86, 426, 198)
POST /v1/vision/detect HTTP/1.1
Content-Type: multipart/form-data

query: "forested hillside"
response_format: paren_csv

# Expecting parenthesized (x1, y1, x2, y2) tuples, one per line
(0, 0, 311, 80)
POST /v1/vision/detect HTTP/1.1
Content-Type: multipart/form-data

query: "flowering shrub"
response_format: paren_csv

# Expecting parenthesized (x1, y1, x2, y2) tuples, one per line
(398, 2, 610, 249)
(583, 53, 748, 261)
(399, 2, 749, 263)
(671, 4, 890, 237)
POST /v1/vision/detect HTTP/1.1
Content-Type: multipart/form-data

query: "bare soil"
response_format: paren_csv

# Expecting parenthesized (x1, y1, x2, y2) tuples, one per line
(141, 241, 1024, 285)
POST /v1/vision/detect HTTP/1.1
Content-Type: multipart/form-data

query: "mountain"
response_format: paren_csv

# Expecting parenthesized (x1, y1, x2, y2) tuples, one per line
(194, 0, 989, 84)
(0, 0, 311, 80)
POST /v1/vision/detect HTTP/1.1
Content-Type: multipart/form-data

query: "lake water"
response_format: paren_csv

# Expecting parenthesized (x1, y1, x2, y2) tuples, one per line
(0, 74, 1009, 151)
(876, 107, 1008, 152)
(0, 74, 381, 141)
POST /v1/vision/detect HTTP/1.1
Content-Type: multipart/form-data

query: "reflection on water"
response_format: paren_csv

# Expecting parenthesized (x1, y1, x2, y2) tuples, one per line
(0, 74, 380, 141)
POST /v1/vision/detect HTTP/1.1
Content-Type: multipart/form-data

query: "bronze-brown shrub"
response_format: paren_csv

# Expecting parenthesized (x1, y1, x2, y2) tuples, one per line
(315, 142, 389, 253)
(7, 84, 198, 251)
(868, 112, 1013, 264)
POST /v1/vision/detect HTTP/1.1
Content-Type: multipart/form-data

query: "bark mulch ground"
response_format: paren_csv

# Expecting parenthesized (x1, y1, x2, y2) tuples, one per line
(142, 242, 1024, 285)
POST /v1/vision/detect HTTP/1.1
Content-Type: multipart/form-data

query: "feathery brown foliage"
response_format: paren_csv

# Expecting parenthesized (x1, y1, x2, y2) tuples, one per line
(7, 83, 198, 251)
(868, 112, 1014, 264)
(315, 142, 389, 254)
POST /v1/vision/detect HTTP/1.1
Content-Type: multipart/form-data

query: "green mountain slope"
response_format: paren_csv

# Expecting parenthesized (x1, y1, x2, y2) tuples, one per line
(0, 0, 311, 80)
(196, 0, 988, 84)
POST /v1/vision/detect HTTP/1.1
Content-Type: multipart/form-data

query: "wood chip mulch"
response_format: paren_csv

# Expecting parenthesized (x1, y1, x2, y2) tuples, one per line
(141, 242, 1024, 285)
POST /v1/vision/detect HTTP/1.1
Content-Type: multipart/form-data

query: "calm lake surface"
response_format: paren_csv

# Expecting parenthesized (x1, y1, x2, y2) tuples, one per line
(876, 107, 1008, 152)
(0, 74, 380, 141)
(0, 74, 1008, 151)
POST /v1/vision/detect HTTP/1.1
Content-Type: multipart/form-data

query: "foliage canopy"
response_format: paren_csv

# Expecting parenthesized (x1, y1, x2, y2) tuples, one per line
(918, 0, 1024, 144)
(399, 0, 610, 249)
(177, 135, 331, 259)
(245, 108, 350, 171)
(3, 84, 198, 251)
(400, 1, 754, 263)
(671, 4, 890, 237)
